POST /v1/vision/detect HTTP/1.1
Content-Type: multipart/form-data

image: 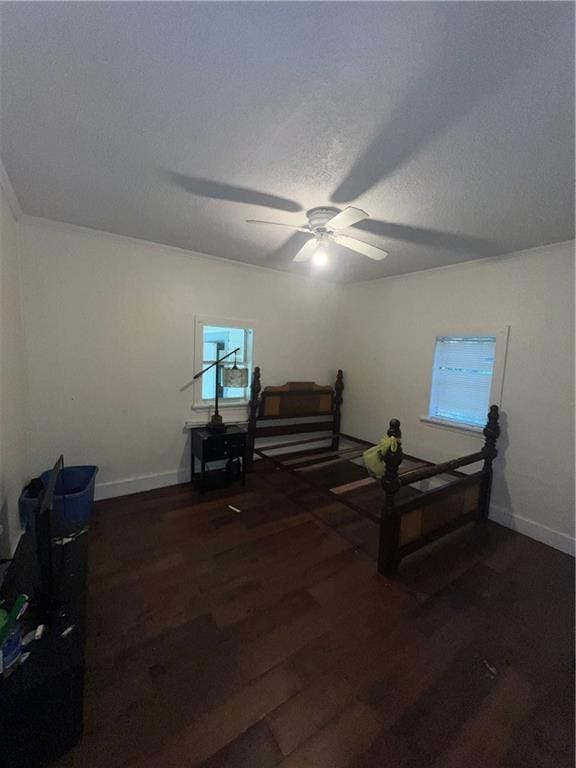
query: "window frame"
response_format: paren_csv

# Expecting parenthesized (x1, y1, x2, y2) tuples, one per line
(193, 315, 255, 409)
(420, 325, 509, 435)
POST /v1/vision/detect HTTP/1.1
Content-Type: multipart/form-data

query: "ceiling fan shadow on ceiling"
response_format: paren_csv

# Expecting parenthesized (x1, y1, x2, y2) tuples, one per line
(246, 206, 388, 264)
(167, 172, 496, 267)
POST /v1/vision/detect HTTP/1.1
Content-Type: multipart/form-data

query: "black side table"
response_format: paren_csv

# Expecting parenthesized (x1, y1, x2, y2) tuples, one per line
(191, 424, 247, 494)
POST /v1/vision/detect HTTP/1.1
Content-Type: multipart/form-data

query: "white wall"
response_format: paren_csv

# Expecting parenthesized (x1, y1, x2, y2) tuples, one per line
(16, 218, 575, 555)
(19, 218, 343, 499)
(0, 183, 29, 555)
(338, 242, 575, 554)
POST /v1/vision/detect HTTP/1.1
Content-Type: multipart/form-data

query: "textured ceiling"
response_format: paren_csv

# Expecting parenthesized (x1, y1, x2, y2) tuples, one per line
(0, 2, 573, 282)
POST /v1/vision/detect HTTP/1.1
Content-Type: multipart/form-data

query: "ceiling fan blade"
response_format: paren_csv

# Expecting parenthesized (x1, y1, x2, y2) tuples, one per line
(334, 234, 388, 261)
(293, 237, 318, 262)
(168, 172, 302, 212)
(246, 219, 310, 232)
(353, 219, 495, 255)
(326, 206, 369, 230)
(266, 232, 313, 265)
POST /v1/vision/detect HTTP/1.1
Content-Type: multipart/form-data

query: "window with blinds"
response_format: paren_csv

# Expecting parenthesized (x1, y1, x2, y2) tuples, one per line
(428, 336, 496, 428)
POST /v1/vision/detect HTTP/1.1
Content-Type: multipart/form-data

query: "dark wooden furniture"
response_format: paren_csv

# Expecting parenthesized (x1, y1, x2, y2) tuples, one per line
(249, 388, 501, 577)
(246, 367, 344, 466)
(0, 527, 88, 768)
(377, 405, 500, 575)
(191, 424, 247, 493)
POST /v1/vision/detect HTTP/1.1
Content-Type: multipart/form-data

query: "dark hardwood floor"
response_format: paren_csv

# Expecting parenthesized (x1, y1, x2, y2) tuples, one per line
(57, 462, 574, 768)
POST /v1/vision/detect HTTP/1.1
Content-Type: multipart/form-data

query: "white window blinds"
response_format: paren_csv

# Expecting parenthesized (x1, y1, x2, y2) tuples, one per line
(428, 336, 496, 427)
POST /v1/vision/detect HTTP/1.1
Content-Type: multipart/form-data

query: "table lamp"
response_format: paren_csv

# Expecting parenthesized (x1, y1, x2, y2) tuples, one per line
(193, 347, 248, 433)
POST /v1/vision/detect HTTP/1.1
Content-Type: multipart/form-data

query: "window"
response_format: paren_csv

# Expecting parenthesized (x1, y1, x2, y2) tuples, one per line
(427, 335, 497, 428)
(194, 317, 253, 405)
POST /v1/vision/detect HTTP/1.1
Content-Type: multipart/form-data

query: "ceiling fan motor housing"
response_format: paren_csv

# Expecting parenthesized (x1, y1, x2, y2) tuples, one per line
(246, 206, 386, 261)
(307, 207, 341, 233)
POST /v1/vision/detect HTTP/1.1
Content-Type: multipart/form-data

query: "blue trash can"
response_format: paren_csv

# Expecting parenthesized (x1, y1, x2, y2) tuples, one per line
(19, 465, 98, 531)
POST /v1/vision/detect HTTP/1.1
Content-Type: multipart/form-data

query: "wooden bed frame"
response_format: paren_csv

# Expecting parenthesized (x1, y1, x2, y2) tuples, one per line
(246, 367, 500, 577)
(246, 366, 344, 466)
(377, 405, 500, 575)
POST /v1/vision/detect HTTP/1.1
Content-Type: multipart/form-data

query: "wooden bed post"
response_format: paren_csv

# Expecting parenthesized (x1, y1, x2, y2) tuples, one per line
(331, 370, 344, 451)
(246, 366, 261, 469)
(478, 405, 500, 521)
(378, 419, 403, 577)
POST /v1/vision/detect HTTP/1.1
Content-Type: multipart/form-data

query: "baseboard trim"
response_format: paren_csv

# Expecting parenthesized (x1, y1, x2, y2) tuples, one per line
(490, 503, 575, 556)
(95, 469, 189, 501)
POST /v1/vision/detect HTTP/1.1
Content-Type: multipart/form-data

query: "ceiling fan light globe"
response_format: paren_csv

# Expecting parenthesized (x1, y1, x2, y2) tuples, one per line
(313, 249, 329, 267)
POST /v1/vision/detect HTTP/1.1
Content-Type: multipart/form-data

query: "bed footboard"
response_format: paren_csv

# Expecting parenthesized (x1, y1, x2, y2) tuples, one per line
(378, 405, 501, 576)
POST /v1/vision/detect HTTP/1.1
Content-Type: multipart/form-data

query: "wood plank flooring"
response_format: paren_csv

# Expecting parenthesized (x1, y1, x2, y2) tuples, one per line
(57, 464, 574, 768)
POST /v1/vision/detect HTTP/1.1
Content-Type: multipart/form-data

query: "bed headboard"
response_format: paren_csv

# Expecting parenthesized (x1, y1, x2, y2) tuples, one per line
(246, 367, 344, 465)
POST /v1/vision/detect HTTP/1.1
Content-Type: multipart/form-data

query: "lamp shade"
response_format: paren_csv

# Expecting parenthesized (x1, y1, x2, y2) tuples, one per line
(222, 366, 248, 388)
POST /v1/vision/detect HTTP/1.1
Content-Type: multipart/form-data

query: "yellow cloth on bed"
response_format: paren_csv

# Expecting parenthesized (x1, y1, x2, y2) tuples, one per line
(363, 436, 400, 479)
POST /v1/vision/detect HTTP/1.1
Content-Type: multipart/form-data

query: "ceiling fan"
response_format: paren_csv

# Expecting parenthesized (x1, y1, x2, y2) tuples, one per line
(246, 206, 388, 265)
(167, 168, 494, 266)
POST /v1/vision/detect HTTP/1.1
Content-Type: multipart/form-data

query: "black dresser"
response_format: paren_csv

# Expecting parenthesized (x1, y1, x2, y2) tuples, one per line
(191, 424, 247, 493)
(0, 528, 88, 768)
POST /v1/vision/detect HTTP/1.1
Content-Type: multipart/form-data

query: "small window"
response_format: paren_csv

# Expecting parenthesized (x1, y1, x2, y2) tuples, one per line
(428, 336, 496, 428)
(194, 318, 253, 404)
